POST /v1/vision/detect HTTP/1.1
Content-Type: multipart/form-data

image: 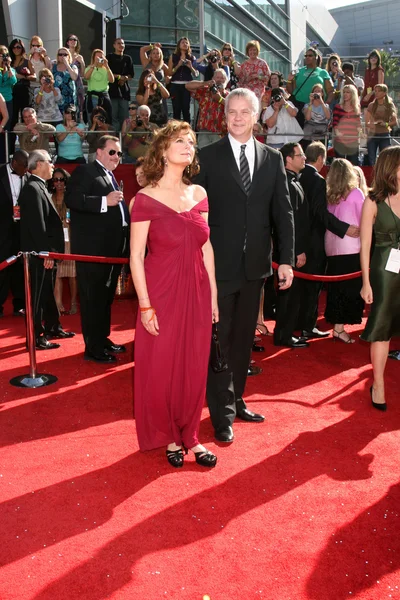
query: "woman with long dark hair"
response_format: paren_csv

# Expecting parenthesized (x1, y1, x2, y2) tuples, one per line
(9, 39, 35, 140)
(167, 37, 198, 123)
(65, 34, 85, 118)
(361, 49, 384, 112)
(360, 146, 400, 410)
(136, 69, 169, 126)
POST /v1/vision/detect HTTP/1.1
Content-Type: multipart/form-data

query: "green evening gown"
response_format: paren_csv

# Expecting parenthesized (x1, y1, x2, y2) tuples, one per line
(361, 201, 400, 342)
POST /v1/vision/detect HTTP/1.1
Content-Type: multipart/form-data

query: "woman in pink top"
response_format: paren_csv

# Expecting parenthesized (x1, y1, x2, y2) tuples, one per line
(324, 159, 365, 343)
(238, 40, 270, 110)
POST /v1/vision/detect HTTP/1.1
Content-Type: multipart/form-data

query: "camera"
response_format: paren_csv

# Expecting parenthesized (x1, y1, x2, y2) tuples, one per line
(98, 58, 104, 64)
(136, 117, 143, 127)
(96, 115, 106, 123)
(271, 93, 282, 104)
(146, 75, 152, 83)
(44, 76, 51, 84)
(332, 61, 338, 67)
(222, 55, 229, 62)
(209, 53, 219, 64)
(182, 59, 188, 65)
(313, 93, 320, 99)
(209, 83, 218, 94)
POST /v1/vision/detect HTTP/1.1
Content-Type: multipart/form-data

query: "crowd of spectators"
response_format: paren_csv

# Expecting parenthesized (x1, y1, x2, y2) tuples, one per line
(0, 34, 398, 167)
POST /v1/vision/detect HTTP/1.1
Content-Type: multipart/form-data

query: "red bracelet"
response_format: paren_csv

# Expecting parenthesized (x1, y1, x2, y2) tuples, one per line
(140, 306, 154, 312)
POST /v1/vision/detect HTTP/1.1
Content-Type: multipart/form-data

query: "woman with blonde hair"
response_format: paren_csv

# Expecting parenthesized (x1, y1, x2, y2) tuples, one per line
(332, 84, 362, 164)
(65, 34, 85, 116)
(324, 158, 365, 343)
(360, 146, 400, 410)
(130, 120, 218, 468)
(353, 166, 369, 198)
(84, 48, 114, 124)
(29, 36, 52, 86)
(52, 47, 78, 114)
(365, 84, 397, 165)
(238, 40, 270, 106)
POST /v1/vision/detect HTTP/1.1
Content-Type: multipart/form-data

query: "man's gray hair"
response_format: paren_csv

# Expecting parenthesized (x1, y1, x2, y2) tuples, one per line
(23, 107, 36, 117)
(138, 104, 151, 116)
(224, 88, 259, 116)
(28, 150, 51, 171)
(213, 68, 228, 88)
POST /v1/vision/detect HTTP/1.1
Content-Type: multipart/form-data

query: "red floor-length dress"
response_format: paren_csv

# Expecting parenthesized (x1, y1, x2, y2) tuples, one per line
(131, 193, 212, 451)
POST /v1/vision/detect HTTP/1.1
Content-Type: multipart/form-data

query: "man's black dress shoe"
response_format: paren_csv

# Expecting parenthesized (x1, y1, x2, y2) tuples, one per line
(252, 342, 265, 352)
(104, 339, 126, 354)
(236, 406, 265, 422)
(36, 337, 60, 350)
(45, 328, 75, 339)
(274, 336, 309, 348)
(13, 309, 25, 317)
(84, 351, 116, 363)
(248, 365, 263, 376)
(301, 328, 329, 339)
(215, 426, 234, 443)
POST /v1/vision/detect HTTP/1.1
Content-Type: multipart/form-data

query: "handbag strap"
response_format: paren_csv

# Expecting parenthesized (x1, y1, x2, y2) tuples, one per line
(292, 68, 317, 99)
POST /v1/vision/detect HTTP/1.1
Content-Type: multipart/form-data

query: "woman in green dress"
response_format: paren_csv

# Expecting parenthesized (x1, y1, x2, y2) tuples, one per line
(360, 146, 400, 410)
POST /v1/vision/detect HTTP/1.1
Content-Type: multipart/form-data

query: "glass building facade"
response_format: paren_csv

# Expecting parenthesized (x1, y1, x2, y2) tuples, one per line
(121, 0, 291, 75)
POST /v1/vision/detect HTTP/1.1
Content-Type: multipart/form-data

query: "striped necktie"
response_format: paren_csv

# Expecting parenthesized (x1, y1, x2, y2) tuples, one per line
(239, 144, 251, 194)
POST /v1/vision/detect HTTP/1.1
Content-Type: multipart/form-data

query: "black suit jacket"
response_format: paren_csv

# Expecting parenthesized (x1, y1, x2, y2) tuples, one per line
(300, 164, 348, 257)
(286, 170, 310, 257)
(19, 175, 64, 254)
(65, 161, 129, 258)
(0, 164, 28, 258)
(196, 136, 294, 281)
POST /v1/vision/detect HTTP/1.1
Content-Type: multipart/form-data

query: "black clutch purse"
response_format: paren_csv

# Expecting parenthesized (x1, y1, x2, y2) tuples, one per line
(210, 323, 228, 373)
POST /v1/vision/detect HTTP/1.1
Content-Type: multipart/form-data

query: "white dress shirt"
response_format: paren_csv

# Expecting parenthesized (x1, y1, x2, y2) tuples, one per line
(228, 133, 255, 180)
(7, 163, 22, 206)
(96, 159, 127, 226)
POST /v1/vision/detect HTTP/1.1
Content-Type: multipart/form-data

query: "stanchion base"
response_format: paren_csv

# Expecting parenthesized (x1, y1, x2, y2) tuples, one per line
(10, 373, 58, 388)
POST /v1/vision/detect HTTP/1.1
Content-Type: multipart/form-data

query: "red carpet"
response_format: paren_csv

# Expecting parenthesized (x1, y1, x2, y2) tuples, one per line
(1, 296, 399, 600)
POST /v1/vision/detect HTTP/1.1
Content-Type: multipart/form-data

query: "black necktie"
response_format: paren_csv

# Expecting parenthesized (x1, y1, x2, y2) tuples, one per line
(239, 144, 251, 194)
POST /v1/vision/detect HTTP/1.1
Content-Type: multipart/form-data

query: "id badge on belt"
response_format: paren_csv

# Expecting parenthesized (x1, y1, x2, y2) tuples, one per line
(13, 204, 20, 221)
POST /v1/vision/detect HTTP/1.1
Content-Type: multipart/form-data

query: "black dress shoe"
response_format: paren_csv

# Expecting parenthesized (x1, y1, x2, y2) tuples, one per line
(236, 406, 265, 422)
(274, 336, 309, 348)
(45, 328, 75, 339)
(248, 365, 263, 376)
(252, 342, 265, 352)
(84, 351, 116, 363)
(104, 339, 126, 353)
(301, 328, 330, 339)
(215, 426, 234, 443)
(13, 308, 25, 317)
(36, 337, 60, 350)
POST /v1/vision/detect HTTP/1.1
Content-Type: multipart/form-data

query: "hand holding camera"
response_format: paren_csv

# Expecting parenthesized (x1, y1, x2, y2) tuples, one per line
(311, 92, 321, 103)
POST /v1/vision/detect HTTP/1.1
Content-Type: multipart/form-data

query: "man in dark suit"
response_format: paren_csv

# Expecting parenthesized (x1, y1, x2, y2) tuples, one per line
(274, 143, 310, 348)
(65, 135, 130, 363)
(19, 150, 74, 349)
(298, 141, 360, 339)
(196, 88, 295, 443)
(0, 150, 28, 317)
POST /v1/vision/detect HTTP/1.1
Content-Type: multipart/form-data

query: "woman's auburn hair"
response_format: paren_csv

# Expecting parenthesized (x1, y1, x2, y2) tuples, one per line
(326, 158, 359, 205)
(245, 40, 260, 57)
(174, 37, 192, 57)
(370, 146, 400, 203)
(143, 120, 200, 186)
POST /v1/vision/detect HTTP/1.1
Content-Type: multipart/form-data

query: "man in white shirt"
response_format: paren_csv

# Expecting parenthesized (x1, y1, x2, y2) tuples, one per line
(0, 150, 28, 317)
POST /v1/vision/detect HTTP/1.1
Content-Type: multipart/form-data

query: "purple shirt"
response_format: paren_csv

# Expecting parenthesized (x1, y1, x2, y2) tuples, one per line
(325, 188, 364, 256)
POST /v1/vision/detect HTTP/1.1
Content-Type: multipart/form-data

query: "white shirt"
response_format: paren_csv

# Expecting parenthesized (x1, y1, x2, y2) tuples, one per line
(228, 133, 255, 179)
(7, 164, 22, 206)
(96, 160, 127, 226)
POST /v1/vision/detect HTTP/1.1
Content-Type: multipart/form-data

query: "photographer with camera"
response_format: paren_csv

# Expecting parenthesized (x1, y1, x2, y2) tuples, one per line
(122, 103, 158, 162)
(220, 43, 241, 90)
(167, 37, 198, 123)
(262, 87, 303, 149)
(34, 69, 63, 127)
(302, 84, 331, 147)
(87, 106, 115, 163)
(194, 48, 230, 80)
(14, 107, 55, 153)
(55, 105, 86, 164)
(136, 69, 169, 127)
(9, 39, 35, 152)
(185, 68, 229, 148)
(84, 49, 114, 125)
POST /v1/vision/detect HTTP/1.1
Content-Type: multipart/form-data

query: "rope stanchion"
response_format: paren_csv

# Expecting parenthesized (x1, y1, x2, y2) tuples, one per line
(271, 261, 362, 282)
(10, 252, 58, 389)
(0, 254, 19, 272)
(38, 251, 129, 264)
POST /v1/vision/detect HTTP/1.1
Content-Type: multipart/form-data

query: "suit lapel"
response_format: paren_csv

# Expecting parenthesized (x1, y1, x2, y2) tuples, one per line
(220, 136, 247, 196)
(30, 175, 58, 216)
(248, 140, 266, 197)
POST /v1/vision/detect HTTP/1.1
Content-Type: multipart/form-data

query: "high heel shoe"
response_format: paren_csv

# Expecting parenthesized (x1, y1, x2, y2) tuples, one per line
(333, 329, 355, 344)
(370, 386, 387, 412)
(184, 445, 217, 468)
(166, 447, 184, 468)
(256, 322, 272, 337)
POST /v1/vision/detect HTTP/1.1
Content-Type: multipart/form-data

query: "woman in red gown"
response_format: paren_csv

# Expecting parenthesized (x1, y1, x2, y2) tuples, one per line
(130, 120, 219, 468)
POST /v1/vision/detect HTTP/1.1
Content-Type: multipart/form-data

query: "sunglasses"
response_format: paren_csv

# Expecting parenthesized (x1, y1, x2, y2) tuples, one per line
(13, 45, 22, 49)
(58, 53, 68, 57)
(129, 106, 137, 110)
(68, 38, 78, 42)
(65, 111, 76, 116)
(31, 44, 40, 47)
(53, 177, 65, 182)
(304, 54, 315, 58)
(108, 150, 123, 157)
